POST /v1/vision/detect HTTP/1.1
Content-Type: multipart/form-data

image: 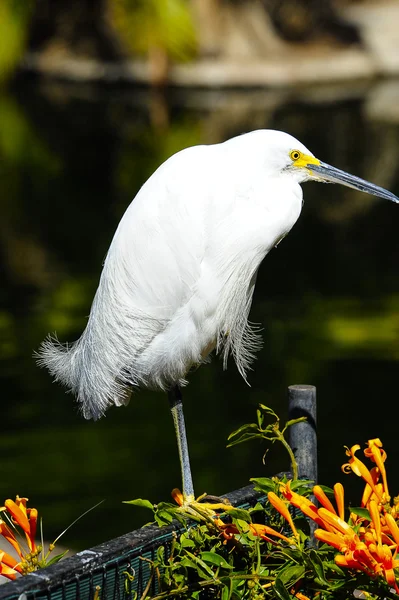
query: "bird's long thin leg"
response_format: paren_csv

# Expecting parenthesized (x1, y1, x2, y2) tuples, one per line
(168, 385, 195, 502)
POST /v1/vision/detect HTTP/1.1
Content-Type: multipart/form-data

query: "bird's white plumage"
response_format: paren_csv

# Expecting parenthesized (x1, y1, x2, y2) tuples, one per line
(37, 130, 315, 419)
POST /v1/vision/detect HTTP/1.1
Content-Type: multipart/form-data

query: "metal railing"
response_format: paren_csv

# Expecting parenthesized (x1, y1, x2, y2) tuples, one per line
(0, 385, 317, 600)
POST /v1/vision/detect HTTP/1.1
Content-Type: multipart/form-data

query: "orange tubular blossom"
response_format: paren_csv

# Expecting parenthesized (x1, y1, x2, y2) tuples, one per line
(294, 592, 311, 600)
(4, 500, 30, 535)
(0, 550, 21, 572)
(368, 500, 382, 545)
(377, 546, 399, 593)
(314, 529, 347, 551)
(267, 492, 298, 538)
(384, 513, 399, 546)
(313, 486, 336, 515)
(171, 488, 184, 507)
(361, 467, 379, 508)
(317, 508, 355, 537)
(15, 497, 29, 518)
(334, 483, 345, 521)
(334, 553, 373, 576)
(0, 521, 23, 559)
(216, 518, 291, 544)
(0, 560, 17, 581)
(384, 567, 399, 595)
(280, 483, 325, 528)
(342, 445, 383, 503)
(364, 439, 389, 501)
(249, 523, 291, 543)
(28, 508, 38, 551)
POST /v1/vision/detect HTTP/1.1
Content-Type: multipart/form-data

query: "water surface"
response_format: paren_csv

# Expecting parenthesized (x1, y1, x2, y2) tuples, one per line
(1, 77, 399, 549)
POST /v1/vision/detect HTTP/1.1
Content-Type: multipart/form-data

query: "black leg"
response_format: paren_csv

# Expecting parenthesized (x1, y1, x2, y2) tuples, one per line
(168, 385, 194, 500)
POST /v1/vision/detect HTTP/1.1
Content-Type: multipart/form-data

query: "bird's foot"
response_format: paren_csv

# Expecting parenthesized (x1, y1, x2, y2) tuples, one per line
(171, 488, 232, 522)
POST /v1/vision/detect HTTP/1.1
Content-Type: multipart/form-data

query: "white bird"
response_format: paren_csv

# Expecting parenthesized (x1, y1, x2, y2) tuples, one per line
(37, 129, 399, 502)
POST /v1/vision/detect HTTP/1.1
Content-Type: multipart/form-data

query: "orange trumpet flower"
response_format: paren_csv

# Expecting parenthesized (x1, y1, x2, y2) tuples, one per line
(361, 467, 380, 508)
(364, 439, 389, 502)
(314, 529, 347, 552)
(313, 486, 336, 515)
(342, 445, 384, 503)
(267, 491, 299, 538)
(280, 482, 325, 528)
(0, 520, 23, 559)
(0, 559, 18, 581)
(384, 513, 399, 546)
(334, 483, 345, 521)
(249, 523, 291, 544)
(4, 499, 30, 535)
(0, 496, 41, 580)
(368, 500, 382, 545)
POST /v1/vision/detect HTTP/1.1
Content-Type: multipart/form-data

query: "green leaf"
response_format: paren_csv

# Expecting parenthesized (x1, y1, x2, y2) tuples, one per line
(235, 519, 251, 533)
(258, 404, 278, 417)
(200, 552, 233, 570)
(180, 536, 195, 548)
(289, 479, 314, 492)
(171, 511, 188, 526)
(227, 423, 262, 446)
(226, 437, 250, 448)
(172, 573, 185, 585)
(221, 581, 233, 600)
(123, 498, 154, 510)
(155, 510, 174, 524)
(45, 549, 69, 566)
(309, 549, 330, 586)
(227, 423, 259, 440)
(329, 578, 351, 591)
(350, 507, 371, 520)
(226, 508, 252, 522)
(251, 477, 275, 492)
(180, 556, 202, 571)
(180, 553, 215, 579)
(284, 417, 307, 428)
(156, 546, 165, 563)
(278, 564, 305, 586)
(327, 562, 345, 576)
(273, 577, 292, 600)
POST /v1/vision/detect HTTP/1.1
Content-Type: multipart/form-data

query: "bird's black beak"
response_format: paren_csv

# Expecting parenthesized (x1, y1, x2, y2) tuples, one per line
(308, 161, 399, 204)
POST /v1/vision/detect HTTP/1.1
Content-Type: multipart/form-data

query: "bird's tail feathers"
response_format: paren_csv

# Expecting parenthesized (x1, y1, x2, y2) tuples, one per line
(35, 333, 129, 420)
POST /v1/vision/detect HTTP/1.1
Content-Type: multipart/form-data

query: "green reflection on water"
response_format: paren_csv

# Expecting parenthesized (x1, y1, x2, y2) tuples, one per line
(1, 79, 399, 550)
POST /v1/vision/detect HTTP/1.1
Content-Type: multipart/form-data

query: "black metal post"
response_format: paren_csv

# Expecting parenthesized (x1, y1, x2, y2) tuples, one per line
(288, 384, 317, 483)
(288, 384, 318, 544)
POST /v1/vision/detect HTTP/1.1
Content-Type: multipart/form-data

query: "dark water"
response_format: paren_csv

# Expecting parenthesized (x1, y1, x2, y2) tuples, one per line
(1, 76, 399, 550)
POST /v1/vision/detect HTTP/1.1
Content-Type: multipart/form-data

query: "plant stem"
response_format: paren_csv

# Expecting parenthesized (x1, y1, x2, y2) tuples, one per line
(140, 568, 154, 600)
(275, 429, 298, 480)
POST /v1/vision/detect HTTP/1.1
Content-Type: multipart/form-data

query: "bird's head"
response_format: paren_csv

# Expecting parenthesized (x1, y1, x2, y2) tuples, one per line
(272, 130, 399, 204)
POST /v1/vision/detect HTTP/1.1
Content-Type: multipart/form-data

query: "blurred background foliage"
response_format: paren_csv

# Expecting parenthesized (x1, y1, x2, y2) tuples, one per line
(1, 0, 399, 555)
(0, 0, 33, 84)
(110, 0, 197, 60)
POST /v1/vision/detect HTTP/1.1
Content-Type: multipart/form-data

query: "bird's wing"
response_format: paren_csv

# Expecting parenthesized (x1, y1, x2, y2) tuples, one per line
(107, 145, 211, 319)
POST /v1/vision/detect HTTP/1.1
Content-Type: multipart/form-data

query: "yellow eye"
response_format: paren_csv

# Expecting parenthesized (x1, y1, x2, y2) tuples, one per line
(290, 150, 301, 161)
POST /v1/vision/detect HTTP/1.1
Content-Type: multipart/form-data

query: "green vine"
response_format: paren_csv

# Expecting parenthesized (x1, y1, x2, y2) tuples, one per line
(227, 404, 305, 480)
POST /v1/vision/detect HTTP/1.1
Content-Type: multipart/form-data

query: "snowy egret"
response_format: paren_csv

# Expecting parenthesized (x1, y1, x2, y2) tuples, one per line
(37, 129, 399, 501)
